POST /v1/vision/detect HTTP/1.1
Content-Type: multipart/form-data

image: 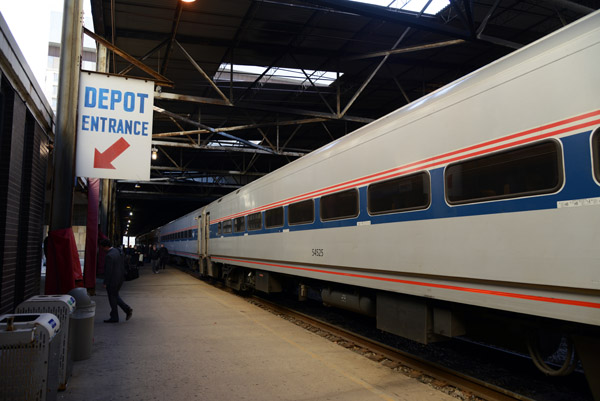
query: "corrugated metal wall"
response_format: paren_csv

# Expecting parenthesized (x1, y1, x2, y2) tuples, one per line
(0, 74, 50, 314)
(0, 12, 54, 314)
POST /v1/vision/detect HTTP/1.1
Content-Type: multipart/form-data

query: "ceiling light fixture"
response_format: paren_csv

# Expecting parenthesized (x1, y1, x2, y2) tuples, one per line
(151, 147, 158, 160)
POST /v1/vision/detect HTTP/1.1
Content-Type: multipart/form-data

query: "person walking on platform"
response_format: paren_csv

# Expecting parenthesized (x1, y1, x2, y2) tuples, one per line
(150, 244, 159, 274)
(158, 244, 169, 270)
(100, 239, 133, 323)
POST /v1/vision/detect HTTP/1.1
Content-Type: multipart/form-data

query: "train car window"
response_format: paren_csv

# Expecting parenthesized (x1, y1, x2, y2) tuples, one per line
(265, 207, 284, 228)
(593, 129, 600, 182)
(288, 199, 314, 225)
(217, 222, 222, 235)
(247, 212, 262, 231)
(368, 172, 430, 215)
(445, 140, 562, 204)
(233, 217, 246, 233)
(320, 189, 359, 221)
(222, 220, 233, 234)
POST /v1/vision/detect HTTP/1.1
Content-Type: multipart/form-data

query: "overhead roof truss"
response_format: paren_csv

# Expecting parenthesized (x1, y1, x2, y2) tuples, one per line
(89, 0, 598, 235)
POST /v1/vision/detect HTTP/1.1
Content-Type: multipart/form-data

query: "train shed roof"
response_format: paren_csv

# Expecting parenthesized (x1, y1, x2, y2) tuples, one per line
(89, 0, 598, 235)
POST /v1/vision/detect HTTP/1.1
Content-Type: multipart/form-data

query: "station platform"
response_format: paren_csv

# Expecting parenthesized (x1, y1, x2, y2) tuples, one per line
(58, 265, 455, 401)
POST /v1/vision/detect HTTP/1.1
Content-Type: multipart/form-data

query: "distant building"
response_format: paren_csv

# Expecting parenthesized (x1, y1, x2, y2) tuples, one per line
(44, 10, 96, 111)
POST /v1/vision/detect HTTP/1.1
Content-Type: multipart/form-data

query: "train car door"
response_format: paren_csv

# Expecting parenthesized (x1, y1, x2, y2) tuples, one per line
(200, 210, 209, 258)
(197, 213, 203, 257)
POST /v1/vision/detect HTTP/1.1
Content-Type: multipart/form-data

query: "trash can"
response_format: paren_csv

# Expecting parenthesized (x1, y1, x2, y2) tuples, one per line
(0, 313, 61, 401)
(67, 288, 95, 361)
(15, 295, 76, 390)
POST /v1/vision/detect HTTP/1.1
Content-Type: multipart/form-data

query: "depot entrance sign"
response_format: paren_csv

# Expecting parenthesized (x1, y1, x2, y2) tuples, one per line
(76, 72, 154, 180)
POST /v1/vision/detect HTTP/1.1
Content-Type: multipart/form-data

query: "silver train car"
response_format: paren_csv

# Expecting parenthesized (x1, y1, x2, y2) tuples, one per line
(148, 10, 600, 396)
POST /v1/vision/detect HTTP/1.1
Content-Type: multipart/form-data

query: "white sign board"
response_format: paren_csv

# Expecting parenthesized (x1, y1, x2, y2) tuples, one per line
(76, 72, 153, 180)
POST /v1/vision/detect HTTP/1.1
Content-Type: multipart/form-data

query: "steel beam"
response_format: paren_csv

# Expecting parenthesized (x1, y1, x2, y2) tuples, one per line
(119, 38, 169, 76)
(234, 100, 373, 124)
(345, 39, 465, 61)
(175, 40, 233, 105)
(155, 91, 232, 106)
(149, 166, 267, 177)
(154, 91, 371, 123)
(153, 106, 278, 154)
(160, 2, 183, 75)
(117, 190, 232, 199)
(339, 1, 433, 117)
(153, 118, 326, 138)
(84, 27, 174, 86)
(118, 180, 240, 188)
(291, 55, 335, 115)
(151, 139, 306, 157)
(476, 0, 502, 36)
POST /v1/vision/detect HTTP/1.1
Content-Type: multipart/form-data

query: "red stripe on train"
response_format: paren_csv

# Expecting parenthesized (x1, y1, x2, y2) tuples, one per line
(212, 256, 600, 309)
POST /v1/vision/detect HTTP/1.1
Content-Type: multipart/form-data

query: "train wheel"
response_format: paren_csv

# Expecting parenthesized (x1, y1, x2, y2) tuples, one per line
(527, 334, 577, 376)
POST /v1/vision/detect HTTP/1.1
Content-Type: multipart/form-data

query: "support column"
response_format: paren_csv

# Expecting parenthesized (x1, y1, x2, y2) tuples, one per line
(96, 44, 110, 238)
(46, 0, 84, 294)
(49, 0, 83, 231)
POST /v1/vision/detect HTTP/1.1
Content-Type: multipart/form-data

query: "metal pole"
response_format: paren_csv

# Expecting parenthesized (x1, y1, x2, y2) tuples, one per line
(49, 0, 83, 231)
(96, 44, 110, 236)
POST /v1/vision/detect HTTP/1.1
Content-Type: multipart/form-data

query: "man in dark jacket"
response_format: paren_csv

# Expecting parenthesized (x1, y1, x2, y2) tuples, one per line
(150, 244, 159, 274)
(158, 244, 169, 270)
(101, 239, 133, 323)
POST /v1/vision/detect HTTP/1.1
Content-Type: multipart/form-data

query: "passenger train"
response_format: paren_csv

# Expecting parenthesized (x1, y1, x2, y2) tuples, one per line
(140, 10, 600, 397)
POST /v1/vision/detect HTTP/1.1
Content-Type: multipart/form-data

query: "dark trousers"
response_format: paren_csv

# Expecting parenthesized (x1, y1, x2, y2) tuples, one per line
(107, 284, 131, 321)
(160, 257, 167, 269)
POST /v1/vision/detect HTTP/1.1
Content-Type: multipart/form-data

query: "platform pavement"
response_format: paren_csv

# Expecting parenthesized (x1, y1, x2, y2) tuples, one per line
(57, 264, 455, 401)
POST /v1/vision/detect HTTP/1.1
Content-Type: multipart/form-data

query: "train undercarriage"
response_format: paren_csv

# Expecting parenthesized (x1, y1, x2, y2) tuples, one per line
(176, 256, 600, 400)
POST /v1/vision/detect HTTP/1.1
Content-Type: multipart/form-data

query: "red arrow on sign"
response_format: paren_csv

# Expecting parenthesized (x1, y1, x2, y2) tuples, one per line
(94, 138, 131, 169)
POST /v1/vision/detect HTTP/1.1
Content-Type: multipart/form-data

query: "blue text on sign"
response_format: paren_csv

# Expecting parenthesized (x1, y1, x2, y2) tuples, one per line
(81, 116, 149, 136)
(84, 87, 149, 113)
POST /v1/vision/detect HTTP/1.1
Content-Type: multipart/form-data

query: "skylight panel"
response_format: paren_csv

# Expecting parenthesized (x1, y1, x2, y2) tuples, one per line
(215, 64, 340, 87)
(348, 0, 450, 15)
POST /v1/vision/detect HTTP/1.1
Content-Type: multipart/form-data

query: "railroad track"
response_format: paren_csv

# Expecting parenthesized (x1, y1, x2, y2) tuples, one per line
(181, 269, 589, 401)
(248, 294, 535, 401)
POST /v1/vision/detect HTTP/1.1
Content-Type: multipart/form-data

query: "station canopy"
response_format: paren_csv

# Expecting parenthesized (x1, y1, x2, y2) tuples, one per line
(89, 0, 598, 236)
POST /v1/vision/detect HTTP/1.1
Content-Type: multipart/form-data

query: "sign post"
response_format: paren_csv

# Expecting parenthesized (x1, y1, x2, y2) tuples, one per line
(76, 72, 154, 180)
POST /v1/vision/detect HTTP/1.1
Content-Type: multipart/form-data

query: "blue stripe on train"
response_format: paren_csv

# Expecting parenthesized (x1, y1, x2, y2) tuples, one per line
(209, 130, 600, 238)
